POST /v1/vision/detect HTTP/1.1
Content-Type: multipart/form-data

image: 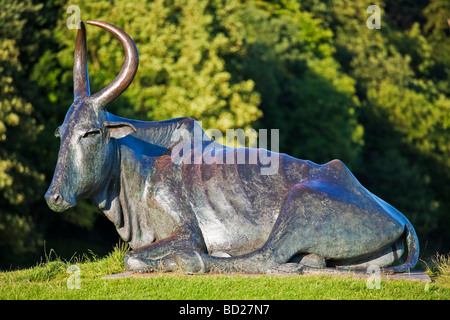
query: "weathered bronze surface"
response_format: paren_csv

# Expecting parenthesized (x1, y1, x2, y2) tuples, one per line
(45, 21, 419, 274)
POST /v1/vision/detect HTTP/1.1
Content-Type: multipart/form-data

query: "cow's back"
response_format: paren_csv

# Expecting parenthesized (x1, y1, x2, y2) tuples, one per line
(178, 148, 320, 255)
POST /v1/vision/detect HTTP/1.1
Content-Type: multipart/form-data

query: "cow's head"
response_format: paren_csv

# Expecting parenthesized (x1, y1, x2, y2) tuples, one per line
(45, 21, 138, 212)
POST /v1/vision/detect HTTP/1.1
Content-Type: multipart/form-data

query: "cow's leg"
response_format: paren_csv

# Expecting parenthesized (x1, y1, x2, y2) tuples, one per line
(328, 236, 404, 270)
(173, 184, 327, 274)
(174, 181, 405, 274)
(263, 237, 405, 275)
(124, 226, 207, 272)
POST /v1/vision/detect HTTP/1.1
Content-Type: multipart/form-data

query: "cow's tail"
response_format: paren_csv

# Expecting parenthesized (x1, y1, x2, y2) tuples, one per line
(382, 219, 420, 274)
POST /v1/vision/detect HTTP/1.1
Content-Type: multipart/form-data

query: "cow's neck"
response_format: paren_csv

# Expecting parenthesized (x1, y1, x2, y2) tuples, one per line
(92, 118, 185, 249)
(91, 138, 124, 227)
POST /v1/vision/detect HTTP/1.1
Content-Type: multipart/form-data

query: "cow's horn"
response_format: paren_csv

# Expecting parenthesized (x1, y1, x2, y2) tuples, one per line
(86, 20, 139, 108)
(74, 21, 90, 100)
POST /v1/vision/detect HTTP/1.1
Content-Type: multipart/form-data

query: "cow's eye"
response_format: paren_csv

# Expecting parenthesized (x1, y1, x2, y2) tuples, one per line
(81, 129, 101, 138)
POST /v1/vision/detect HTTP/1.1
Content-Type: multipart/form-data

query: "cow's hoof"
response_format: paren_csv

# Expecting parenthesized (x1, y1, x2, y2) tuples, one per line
(124, 253, 150, 272)
(293, 253, 326, 268)
(174, 250, 207, 274)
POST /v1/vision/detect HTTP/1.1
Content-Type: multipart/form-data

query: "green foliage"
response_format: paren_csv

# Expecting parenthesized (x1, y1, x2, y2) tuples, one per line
(34, 0, 262, 134)
(425, 253, 450, 288)
(0, 0, 46, 266)
(2, 241, 128, 284)
(303, 0, 450, 252)
(213, 1, 364, 164)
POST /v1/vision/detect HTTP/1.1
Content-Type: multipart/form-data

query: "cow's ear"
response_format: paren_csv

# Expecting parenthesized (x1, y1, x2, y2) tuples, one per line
(105, 122, 136, 139)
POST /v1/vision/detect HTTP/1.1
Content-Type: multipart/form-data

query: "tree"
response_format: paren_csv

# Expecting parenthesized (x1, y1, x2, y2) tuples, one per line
(423, 0, 450, 95)
(304, 0, 450, 253)
(33, 0, 262, 135)
(211, 0, 364, 165)
(0, 0, 46, 266)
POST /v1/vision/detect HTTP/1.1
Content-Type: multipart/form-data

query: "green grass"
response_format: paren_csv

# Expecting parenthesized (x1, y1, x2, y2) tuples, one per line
(1, 244, 449, 300)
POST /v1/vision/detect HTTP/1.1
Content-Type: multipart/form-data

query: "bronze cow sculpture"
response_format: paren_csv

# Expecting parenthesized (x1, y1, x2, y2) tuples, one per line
(45, 21, 419, 274)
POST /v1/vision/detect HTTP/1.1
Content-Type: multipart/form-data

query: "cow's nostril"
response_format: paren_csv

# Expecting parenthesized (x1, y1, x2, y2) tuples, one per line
(45, 190, 75, 212)
(53, 193, 62, 205)
(45, 191, 62, 205)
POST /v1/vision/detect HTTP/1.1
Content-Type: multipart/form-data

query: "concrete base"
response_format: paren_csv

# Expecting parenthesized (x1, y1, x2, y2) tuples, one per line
(103, 270, 431, 282)
(300, 269, 431, 282)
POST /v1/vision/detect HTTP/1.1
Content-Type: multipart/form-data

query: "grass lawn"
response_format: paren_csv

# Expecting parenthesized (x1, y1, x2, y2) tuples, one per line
(1, 243, 449, 300)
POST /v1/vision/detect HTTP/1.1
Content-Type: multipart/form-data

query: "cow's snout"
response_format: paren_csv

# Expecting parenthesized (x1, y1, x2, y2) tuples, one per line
(45, 189, 75, 212)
